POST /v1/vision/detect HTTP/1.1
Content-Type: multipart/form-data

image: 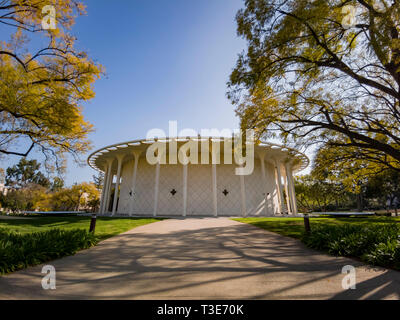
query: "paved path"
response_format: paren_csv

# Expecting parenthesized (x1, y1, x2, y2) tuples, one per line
(0, 218, 399, 299)
(0, 215, 32, 220)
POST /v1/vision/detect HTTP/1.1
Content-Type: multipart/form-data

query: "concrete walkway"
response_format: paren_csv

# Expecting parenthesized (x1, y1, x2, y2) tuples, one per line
(0, 218, 399, 299)
(0, 215, 32, 220)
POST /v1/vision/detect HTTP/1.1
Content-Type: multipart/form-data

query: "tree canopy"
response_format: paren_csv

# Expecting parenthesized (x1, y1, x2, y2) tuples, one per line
(92, 172, 104, 191)
(228, 0, 400, 173)
(5, 157, 50, 188)
(49, 182, 99, 211)
(0, 0, 103, 169)
(294, 174, 355, 212)
(1, 156, 99, 212)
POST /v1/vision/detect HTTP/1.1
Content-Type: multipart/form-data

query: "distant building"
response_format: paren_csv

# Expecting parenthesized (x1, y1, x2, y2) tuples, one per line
(0, 183, 8, 196)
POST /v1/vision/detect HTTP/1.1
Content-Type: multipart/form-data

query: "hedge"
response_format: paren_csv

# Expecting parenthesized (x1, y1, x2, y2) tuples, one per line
(303, 223, 400, 270)
(0, 228, 97, 274)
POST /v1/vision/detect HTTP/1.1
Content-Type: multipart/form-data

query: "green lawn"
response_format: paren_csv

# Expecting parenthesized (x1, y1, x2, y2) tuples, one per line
(0, 216, 162, 241)
(0, 216, 162, 275)
(233, 216, 400, 239)
(234, 216, 400, 270)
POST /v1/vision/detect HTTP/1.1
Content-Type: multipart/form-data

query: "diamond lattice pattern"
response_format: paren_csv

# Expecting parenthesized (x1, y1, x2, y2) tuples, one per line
(216, 164, 242, 216)
(187, 164, 214, 215)
(157, 164, 183, 216)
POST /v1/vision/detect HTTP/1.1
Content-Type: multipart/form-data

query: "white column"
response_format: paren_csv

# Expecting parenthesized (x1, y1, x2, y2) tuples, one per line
(212, 163, 218, 217)
(283, 169, 292, 214)
(99, 164, 109, 213)
(286, 163, 298, 215)
(240, 172, 246, 217)
(259, 153, 269, 216)
(291, 171, 298, 215)
(183, 164, 188, 217)
(129, 151, 141, 216)
(274, 159, 285, 214)
(106, 174, 114, 213)
(112, 155, 124, 216)
(104, 159, 113, 214)
(265, 160, 277, 215)
(153, 161, 160, 217)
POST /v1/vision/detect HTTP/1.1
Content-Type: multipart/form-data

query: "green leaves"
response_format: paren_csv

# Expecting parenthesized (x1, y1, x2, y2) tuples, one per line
(229, 0, 400, 171)
(5, 158, 50, 188)
(0, 228, 97, 275)
(303, 223, 400, 270)
(294, 174, 353, 212)
(0, 0, 103, 166)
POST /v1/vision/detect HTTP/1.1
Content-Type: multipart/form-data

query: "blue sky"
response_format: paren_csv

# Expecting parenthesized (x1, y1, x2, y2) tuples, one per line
(3, 0, 250, 185)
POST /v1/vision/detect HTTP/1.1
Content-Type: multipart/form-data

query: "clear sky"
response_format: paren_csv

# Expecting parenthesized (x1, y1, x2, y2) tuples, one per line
(2, 0, 311, 185)
(3, 0, 248, 185)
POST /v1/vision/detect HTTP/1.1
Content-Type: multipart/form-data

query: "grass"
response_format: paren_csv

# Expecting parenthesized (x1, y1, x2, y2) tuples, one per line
(0, 216, 162, 241)
(0, 216, 162, 274)
(0, 229, 98, 274)
(233, 216, 400, 239)
(234, 216, 400, 270)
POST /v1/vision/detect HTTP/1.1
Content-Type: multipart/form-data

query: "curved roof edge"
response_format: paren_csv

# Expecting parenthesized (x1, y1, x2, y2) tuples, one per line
(87, 137, 309, 173)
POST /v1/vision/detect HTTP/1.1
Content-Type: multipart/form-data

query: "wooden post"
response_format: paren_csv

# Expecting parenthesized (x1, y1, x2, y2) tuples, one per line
(304, 214, 311, 233)
(89, 213, 97, 233)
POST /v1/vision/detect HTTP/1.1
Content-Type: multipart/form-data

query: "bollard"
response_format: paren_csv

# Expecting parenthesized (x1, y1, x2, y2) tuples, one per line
(304, 214, 311, 233)
(89, 213, 97, 233)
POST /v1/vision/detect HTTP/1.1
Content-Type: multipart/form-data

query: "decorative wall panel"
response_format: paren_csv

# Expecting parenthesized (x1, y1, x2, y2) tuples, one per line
(187, 164, 214, 215)
(216, 164, 242, 216)
(157, 164, 183, 216)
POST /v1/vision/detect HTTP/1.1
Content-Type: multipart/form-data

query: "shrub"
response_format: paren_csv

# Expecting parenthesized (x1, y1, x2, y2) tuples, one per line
(363, 240, 400, 270)
(0, 228, 97, 274)
(303, 224, 400, 270)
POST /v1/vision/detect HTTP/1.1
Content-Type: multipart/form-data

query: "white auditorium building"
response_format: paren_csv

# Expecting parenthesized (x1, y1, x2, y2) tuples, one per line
(87, 137, 308, 217)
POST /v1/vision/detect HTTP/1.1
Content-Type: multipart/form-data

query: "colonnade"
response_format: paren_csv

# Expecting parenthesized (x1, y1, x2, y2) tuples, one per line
(99, 151, 298, 216)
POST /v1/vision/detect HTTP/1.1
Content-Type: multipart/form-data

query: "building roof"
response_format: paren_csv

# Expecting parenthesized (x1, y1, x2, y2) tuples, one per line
(87, 137, 309, 173)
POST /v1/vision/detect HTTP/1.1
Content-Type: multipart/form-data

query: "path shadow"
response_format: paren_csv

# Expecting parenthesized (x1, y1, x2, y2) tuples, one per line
(1, 221, 399, 299)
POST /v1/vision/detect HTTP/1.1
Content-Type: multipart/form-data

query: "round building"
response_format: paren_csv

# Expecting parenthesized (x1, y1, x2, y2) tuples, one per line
(87, 137, 308, 217)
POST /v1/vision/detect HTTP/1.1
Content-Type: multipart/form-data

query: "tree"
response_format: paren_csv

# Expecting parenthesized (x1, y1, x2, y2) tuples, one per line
(92, 172, 104, 191)
(0, 189, 27, 212)
(228, 0, 400, 173)
(5, 158, 50, 188)
(50, 176, 64, 192)
(295, 174, 355, 212)
(312, 143, 400, 211)
(0, 1, 103, 169)
(365, 169, 400, 209)
(312, 143, 373, 210)
(0, 168, 4, 184)
(50, 182, 99, 211)
(0, 183, 49, 212)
